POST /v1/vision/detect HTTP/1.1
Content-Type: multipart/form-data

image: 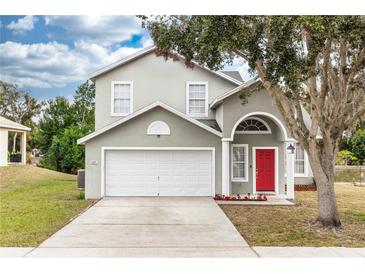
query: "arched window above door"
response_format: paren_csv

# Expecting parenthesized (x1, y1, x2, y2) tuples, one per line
(235, 117, 271, 134)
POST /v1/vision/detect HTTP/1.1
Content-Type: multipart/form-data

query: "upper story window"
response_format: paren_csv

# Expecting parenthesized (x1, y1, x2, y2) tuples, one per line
(111, 81, 133, 116)
(235, 117, 272, 134)
(295, 144, 306, 175)
(186, 82, 208, 117)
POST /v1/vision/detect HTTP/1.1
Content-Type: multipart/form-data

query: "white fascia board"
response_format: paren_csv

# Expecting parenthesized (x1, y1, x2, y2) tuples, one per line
(0, 124, 31, 131)
(77, 101, 222, 145)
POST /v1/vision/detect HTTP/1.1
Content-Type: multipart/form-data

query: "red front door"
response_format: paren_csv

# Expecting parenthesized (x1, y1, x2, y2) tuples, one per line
(255, 149, 275, 192)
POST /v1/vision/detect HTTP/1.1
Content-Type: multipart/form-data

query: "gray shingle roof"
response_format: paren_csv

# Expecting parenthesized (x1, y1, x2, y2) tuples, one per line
(197, 119, 222, 132)
(220, 71, 243, 83)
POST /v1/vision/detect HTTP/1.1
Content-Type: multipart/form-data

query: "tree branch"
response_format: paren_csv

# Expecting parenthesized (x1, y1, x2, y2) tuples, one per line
(347, 47, 365, 83)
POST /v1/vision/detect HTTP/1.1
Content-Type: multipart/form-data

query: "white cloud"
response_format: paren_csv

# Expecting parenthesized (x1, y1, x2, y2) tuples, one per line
(6, 15, 37, 34)
(44, 16, 143, 46)
(0, 41, 142, 89)
(1, 16, 153, 90)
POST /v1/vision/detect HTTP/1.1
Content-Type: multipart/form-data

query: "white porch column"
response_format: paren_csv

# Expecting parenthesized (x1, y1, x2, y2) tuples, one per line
(222, 139, 230, 196)
(0, 129, 9, 166)
(21, 132, 26, 165)
(286, 142, 295, 199)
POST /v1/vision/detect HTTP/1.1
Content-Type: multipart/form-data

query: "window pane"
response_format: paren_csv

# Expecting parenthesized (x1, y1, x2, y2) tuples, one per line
(295, 161, 304, 173)
(235, 118, 269, 132)
(114, 99, 130, 114)
(113, 83, 131, 114)
(232, 146, 246, 179)
(114, 84, 130, 99)
(295, 145, 304, 160)
(233, 162, 245, 178)
(295, 145, 305, 174)
(188, 84, 206, 115)
(233, 147, 245, 161)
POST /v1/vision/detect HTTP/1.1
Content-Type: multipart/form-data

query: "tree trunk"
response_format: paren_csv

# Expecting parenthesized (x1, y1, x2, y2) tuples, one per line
(315, 172, 341, 227)
(308, 139, 341, 227)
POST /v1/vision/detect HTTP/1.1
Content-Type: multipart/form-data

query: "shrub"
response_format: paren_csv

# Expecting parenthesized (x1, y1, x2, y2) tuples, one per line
(43, 126, 86, 174)
(336, 150, 359, 165)
(77, 191, 85, 200)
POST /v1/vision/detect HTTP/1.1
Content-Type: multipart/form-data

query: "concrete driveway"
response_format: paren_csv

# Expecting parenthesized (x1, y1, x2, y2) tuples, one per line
(27, 197, 255, 257)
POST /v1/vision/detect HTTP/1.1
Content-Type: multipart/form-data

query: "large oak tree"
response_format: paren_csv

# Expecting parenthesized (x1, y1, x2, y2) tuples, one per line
(141, 16, 365, 227)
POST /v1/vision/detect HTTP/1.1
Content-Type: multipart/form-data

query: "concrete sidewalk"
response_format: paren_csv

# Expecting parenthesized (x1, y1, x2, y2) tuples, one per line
(0, 247, 34, 257)
(1, 246, 365, 257)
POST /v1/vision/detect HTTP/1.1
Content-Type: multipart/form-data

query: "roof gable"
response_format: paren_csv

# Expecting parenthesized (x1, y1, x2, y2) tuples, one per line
(77, 101, 222, 144)
(89, 46, 242, 86)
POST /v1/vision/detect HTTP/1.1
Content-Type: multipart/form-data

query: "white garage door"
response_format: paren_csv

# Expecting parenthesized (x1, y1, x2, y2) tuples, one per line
(105, 150, 213, 196)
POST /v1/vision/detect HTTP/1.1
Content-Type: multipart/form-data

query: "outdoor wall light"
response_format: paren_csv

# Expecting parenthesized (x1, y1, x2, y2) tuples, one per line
(287, 144, 295, 154)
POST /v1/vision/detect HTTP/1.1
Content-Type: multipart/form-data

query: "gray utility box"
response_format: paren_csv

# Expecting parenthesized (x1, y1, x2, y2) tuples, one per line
(77, 169, 85, 189)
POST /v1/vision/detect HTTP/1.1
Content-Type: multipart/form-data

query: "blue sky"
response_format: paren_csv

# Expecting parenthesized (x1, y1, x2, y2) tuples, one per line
(0, 16, 248, 101)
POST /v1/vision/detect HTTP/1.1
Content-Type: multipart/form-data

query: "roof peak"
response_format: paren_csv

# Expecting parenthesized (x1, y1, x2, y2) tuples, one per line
(89, 46, 242, 86)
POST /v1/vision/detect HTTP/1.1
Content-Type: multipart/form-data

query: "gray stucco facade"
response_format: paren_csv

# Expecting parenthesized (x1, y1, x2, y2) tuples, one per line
(94, 51, 236, 130)
(84, 107, 222, 199)
(79, 47, 313, 199)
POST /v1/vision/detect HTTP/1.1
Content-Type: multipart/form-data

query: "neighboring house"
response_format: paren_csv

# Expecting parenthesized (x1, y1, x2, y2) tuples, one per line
(0, 116, 30, 166)
(78, 46, 313, 199)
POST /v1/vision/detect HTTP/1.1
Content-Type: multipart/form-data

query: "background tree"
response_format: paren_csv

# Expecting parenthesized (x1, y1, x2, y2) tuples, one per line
(0, 80, 43, 151)
(44, 126, 87, 174)
(38, 81, 95, 173)
(38, 97, 76, 154)
(142, 16, 365, 227)
(341, 129, 365, 164)
(73, 80, 95, 132)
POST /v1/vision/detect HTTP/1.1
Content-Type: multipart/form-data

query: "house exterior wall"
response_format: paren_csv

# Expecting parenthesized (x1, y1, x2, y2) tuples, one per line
(82, 50, 314, 199)
(295, 176, 314, 185)
(215, 104, 224, 131)
(230, 117, 286, 195)
(84, 107, 222, 199)
(220, 88, 288, 140)
(94, 52, 237, 130)
(218, 88, 314, 188)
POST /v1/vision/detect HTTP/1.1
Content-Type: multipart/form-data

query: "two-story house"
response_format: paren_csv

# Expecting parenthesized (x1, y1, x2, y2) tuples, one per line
(77, 46, 313, 199)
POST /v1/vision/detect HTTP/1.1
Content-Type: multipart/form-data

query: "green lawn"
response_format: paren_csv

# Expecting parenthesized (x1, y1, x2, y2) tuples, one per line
(0, 165, 94, 247)
(220, 184, 365, 247)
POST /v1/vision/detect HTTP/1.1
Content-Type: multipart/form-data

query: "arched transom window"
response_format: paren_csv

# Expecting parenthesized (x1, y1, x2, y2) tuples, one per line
(235, 117, 271, 134)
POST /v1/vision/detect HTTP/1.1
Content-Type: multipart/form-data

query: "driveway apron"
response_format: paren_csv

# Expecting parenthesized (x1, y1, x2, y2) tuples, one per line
(27, 197, 255, 257)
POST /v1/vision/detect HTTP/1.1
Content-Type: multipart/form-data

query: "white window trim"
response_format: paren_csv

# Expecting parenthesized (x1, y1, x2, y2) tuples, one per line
(231, 144, 249, 182)
(294, 143, 309, 177)
(186, 81, 209, 118)
(111, 81, 133, 116)
(147, 121, 170, 136)
(235, 116, 272, 134)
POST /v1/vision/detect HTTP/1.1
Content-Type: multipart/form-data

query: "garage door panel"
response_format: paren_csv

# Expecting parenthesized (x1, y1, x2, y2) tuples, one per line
(105, 150, 212, 196)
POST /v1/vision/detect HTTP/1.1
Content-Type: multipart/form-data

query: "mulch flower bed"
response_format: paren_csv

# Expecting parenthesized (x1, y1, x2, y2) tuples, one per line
(214, 194, 268, 201)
